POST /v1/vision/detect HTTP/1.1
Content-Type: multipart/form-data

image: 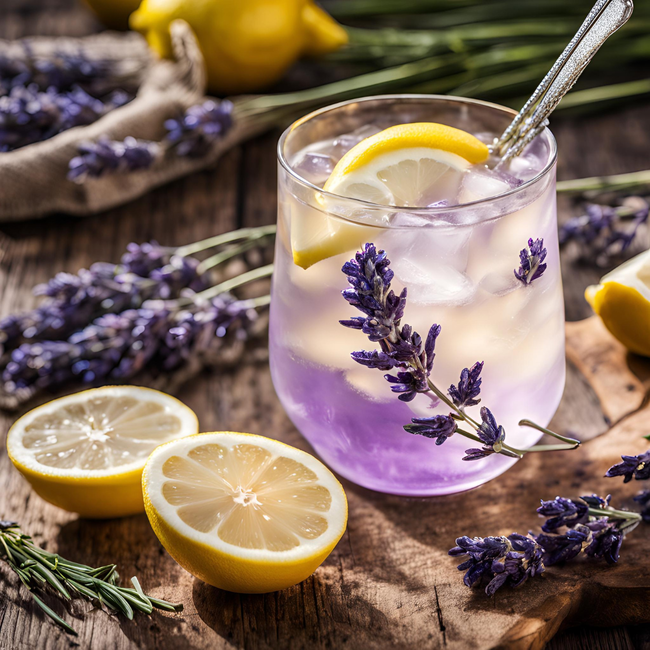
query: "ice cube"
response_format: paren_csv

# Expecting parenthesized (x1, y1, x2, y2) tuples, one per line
(293, 152, 335, 185)
(391, 256, 475, 306)
(479, 269, 519, 296)
(458, 167, 512, 204)
(331, 125, 382, 160)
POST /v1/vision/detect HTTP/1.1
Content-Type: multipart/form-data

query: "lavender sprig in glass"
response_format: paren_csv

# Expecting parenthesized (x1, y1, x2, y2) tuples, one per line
(340, 243, 579, 462)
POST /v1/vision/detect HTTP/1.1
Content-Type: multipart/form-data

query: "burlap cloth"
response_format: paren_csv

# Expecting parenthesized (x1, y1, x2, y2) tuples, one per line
(0, 22, 260, 221)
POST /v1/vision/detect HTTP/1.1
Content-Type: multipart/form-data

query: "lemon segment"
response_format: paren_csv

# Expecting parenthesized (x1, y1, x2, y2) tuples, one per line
(6, 386, 199, 518)
(586, 249, 650, 357)
(142, 432, 348, 593)
(291, 205, 378, 270)
(290, 122, 488, 269)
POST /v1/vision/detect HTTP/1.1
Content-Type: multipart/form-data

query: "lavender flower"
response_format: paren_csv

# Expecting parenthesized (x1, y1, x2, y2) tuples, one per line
(514, 238, 547, 285)
(68, 137, 159, 182)
(404, 414, 457, 445)
(537, 496, 589, 532)
(535, 526, 589, 565)
(0, 84, 119, 152)
(0, 242, 203, 357)
(559, 199, 649, 263)
(606, 451, 650, 483)
(2, 294, 256, 397)
(449, 534, 544, 596)
(340, 243, 438, 402)
(582, 519, 624, 565)
(449, 361, 483, 408)
(164, 99, 234, 157)
(463, 407, 510, 461)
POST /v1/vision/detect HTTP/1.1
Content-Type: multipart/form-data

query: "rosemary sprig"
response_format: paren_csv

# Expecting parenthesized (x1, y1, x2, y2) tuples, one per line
(0, 520, 182, 635)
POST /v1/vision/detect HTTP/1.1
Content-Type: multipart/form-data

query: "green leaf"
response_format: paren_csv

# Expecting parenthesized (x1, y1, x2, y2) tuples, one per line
(31, 594, 77, 636)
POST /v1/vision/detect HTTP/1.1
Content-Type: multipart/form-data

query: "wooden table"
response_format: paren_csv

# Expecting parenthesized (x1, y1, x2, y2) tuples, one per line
(2, 1, 650, 648)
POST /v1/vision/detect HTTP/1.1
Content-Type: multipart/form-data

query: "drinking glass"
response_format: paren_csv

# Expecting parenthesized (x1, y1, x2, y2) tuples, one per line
(269, 95, 564, 496)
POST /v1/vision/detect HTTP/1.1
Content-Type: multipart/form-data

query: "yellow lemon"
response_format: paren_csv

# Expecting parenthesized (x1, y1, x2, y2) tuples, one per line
(7, 386, 198, 518)
(130, 0, 348, 94)
(585, 248, 650, 357)
(142, 431, 348, 593)
(291, 122, 489, 269)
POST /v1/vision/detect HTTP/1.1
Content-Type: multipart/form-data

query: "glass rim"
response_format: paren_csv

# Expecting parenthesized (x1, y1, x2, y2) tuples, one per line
(277, 93, 558, 217)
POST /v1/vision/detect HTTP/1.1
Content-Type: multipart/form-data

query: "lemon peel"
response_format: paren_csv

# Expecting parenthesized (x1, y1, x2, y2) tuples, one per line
(586, 249, 650, 357)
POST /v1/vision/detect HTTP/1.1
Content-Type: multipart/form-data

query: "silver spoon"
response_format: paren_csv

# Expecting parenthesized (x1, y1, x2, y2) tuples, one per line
(491, 0, 634, 163)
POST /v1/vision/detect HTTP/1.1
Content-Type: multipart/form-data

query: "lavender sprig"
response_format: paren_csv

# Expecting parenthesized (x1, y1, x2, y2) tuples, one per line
(514, 238, 547, 285)
(606, 449, 650, 525)
(559, 198, 649, 264)
(0, 83, 129, 152)
(67, 99, 235, 181)
(449, 534, 544, 596)
(0, 226, 275, 407)
(451, 492, 641, 596)
(341, 243, 579, 462)
(68, 137, 159, 182)
(164, 99, 234, 157)
(0, 242, 202, 356)
(605, 451, 650, 483)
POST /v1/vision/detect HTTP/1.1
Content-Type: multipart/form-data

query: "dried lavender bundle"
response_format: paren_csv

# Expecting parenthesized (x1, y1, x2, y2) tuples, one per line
(0, 226, 275, 409)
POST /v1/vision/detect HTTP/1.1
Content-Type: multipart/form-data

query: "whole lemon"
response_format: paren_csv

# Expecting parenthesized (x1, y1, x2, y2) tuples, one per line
(82, 0, 141, 29)
(130, 0, 348, 94)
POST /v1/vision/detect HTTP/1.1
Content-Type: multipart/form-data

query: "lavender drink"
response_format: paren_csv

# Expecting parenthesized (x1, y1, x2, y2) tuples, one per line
(270, 95, 564, 496)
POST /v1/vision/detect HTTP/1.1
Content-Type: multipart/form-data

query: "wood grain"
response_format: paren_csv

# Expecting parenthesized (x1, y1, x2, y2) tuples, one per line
(2, 1, 650, 649)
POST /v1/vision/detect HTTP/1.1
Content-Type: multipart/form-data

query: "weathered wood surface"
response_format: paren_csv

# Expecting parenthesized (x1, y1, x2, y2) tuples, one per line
(3, 1, 650, 649)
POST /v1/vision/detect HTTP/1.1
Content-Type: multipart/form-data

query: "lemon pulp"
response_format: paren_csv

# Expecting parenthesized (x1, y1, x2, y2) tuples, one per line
(7, 386, 199, 517)
(291, 122, 489, 269)
(143, 432, 347, 593)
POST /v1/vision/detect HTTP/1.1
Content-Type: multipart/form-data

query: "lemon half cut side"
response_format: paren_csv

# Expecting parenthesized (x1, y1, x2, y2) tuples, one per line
(142, 432, 348, 593)
(7, 386, 199, 518)
(291, 122, 489, 269)
(586, 248, 650, 357)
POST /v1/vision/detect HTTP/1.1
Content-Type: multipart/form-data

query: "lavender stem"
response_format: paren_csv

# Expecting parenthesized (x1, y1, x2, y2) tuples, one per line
(523, 442, 581, 452)
(175, 225, 277, 257)
(519, 419, 581, 446)
(190, 264, 274, 304)
(197, 231, 275, 275)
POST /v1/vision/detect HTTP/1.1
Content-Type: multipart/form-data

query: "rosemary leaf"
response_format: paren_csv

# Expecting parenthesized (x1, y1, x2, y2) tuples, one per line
(0, 521, 182, 635)
(31, 594, 78, 636)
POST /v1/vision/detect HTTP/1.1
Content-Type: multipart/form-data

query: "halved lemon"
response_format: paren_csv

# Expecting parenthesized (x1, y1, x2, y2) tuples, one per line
(6, 386, 199, 518)
(142, 432, 348, 593)
(291, 122, 489, 269)
(586, 248, 650, 357)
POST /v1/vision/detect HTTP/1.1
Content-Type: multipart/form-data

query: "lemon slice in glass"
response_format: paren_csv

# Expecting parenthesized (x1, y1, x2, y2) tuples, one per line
(586, 248, 650, 357)
(7, 386, 199, 518)
(291, 122, 489, 269)
(142, 432, 348, 593)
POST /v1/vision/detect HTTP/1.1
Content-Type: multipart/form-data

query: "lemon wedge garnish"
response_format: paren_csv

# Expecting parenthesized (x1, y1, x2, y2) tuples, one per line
(291, 122, 489, 269)
(586, 248, 650, 357)
(142, 431, 348, 593)
(6, 386, 199, 518)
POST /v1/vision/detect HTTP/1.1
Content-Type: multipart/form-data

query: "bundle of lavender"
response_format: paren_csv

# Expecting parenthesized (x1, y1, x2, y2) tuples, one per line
(0, 225, 275, 410)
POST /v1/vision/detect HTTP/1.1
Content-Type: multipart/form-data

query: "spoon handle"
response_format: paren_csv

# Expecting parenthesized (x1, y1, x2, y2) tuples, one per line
(491, 0, 634, 162)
